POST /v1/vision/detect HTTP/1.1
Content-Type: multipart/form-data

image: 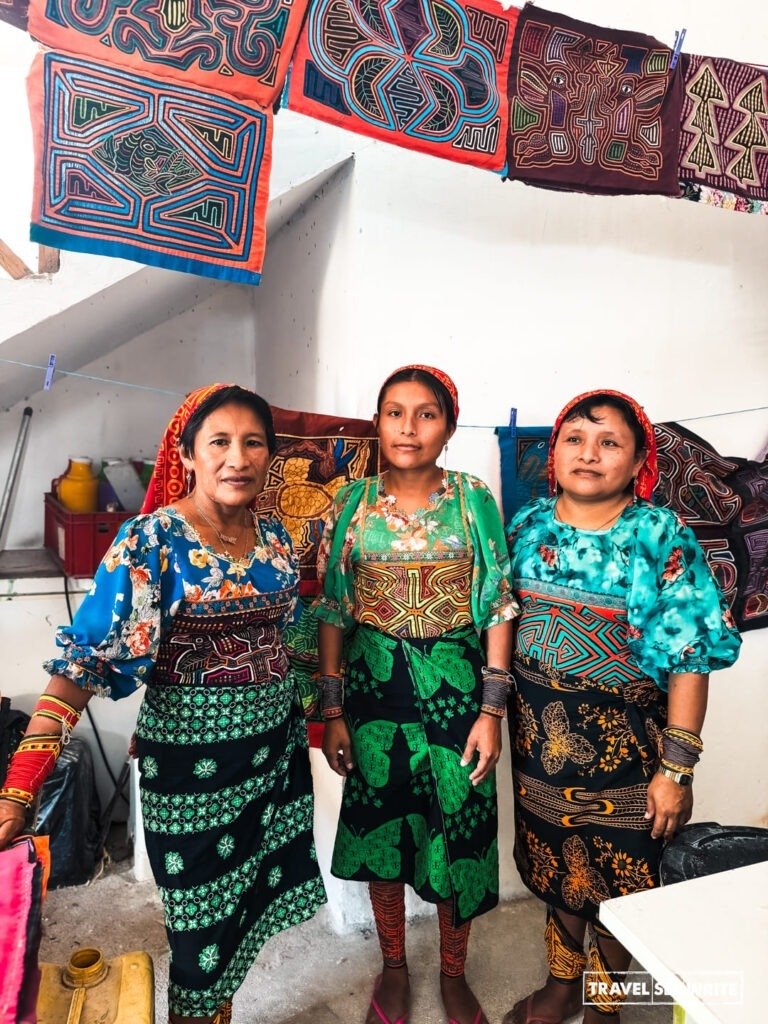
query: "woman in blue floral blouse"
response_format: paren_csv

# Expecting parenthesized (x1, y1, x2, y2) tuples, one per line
(503, 390, 741, 1024)
(0, 384, 326, 1024)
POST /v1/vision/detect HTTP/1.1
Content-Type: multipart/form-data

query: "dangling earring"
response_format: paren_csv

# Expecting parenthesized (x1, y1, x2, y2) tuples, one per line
(443, 444, 449, 471)
(185, 469, 193, 495)
(632, 477, 638, 503)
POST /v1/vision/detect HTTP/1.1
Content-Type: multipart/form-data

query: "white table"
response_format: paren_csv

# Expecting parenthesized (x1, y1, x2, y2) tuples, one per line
(599, 860, 768, 1024)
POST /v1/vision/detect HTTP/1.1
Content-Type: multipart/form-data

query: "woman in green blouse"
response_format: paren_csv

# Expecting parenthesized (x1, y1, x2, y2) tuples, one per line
(314, 365, 518, 1024)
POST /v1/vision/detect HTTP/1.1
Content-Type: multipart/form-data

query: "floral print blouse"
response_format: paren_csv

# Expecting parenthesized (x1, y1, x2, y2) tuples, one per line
(44, 508, 299, 700)
(314, 471, 519, 632)
(506, 497, 741, 689)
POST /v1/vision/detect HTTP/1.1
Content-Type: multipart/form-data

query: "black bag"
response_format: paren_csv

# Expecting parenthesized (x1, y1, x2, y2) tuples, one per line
(660, 821, 768, 886)
(35, 737, 103, 888)
(0, 695, 30, 787)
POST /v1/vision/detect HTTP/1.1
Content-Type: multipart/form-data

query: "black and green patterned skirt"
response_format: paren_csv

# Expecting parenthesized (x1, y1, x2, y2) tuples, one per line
(135, 676, 326, 1017)
(509, 653, 667, 923)
(332, 623, 499, 926)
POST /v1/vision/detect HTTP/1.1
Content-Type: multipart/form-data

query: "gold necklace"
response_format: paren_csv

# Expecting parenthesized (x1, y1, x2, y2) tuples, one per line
(554, 498, 629, 532)
(193, 500, 258, 560)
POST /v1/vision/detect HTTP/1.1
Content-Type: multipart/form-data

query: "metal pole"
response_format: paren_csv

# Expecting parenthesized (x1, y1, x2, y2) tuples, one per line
(0, 406, 33, 547)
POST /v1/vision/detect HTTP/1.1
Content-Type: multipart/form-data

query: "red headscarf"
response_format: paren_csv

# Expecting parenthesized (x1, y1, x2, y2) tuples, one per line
(547, 389, 658, 500)
(384, 364, 460, 421)
(140, 383, 231, 514)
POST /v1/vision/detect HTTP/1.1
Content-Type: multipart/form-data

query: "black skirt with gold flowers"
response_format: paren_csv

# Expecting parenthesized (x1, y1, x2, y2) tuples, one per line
(508, 653, 666, 921)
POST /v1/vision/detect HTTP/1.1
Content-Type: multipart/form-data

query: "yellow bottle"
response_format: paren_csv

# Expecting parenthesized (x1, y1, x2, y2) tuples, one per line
(37, 947, 154, 1024)
(57, 457, 99, 513)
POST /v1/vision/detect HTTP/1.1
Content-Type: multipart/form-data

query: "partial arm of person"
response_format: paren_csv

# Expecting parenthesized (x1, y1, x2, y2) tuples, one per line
(0, 675, 94, 848)
(460, 475, 519, 785)
(645, 672, 708, 840)
(318, 621, 354, 777)
(463, 619, 514, 785)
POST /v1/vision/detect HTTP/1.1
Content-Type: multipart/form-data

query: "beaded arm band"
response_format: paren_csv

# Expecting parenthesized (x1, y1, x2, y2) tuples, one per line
(659, 725, 703, 778)
(314, 673, 344, 721)
(0, 695, 82, 808)
(480, 666, 514, 719)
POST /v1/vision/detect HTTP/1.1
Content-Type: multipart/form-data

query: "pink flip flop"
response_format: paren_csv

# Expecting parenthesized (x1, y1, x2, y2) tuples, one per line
(368, 975, 410, 1024)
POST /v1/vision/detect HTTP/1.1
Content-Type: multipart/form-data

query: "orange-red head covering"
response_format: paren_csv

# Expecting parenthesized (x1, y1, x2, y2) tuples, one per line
(383, 364, 460, 420)
(140, 383, 231, 514)
(547, 389, 658, 500)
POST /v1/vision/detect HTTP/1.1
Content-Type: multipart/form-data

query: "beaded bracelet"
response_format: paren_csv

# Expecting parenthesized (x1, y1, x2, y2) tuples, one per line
(315, 673, 345, 721)
(0, 695, 82, 808)
(480, 666, 514, 718)
(660, 726, 702, 771)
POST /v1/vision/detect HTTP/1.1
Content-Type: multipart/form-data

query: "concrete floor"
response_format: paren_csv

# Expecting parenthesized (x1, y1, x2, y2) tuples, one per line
(39, 862, 671, 1024)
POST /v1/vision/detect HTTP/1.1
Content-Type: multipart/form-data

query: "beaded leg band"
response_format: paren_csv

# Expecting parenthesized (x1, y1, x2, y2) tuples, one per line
(584, 923, 626, 1016)
(370, 882, 407, 969)
(0, 695, 81, 808)
(437, 900, 472, 977)
(545, 907, 587, 984)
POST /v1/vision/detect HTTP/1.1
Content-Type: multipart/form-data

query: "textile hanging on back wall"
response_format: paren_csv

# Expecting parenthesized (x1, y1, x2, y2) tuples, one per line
(27, 0, 310, 107)
(28, 51, 273, 285)
(286, 0, 518, 171)
(506, 5, 684, 196)
(678, 54, 768, 215)
(261, 407, 381, 723)
(497, 419, 768, 633)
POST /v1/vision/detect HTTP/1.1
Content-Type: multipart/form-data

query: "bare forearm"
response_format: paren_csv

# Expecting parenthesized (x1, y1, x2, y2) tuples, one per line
(484, 620, 513, 671)
(318, 622, 344, 675)
(666, 672, 708, 734)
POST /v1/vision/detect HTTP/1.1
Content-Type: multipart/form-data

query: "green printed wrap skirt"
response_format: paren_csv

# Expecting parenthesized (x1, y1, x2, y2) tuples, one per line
(332, 624, 499, 925)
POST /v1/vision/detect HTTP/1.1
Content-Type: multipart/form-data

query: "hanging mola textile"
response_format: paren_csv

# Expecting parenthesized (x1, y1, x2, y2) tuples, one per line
(286, 0, 519, 171)
(262, 406, 381, 725)
(27, 0, 309, 107)
(27, 50, 273, 284)
(0, 0, 27, 31)
(678, 54, 768, 215)
(506, 5, 684, 196)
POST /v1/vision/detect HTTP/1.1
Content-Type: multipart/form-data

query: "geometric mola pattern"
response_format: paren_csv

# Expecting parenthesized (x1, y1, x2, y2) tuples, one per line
(287, 0, 518, 170)
(514, 587, 648, 687)
(28, 0, 309, 106)
(28, 50, 272, 284)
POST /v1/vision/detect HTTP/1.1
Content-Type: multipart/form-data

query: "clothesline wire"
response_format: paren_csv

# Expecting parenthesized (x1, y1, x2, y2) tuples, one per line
(0, 357, 766, 424)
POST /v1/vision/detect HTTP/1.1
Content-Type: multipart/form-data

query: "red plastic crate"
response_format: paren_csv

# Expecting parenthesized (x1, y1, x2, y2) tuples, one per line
(44, 493, 132, 578)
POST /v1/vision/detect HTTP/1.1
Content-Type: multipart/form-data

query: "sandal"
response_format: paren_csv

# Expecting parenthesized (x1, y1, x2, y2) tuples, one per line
(367, 974, 410, 1024)
(447, 1011, 488, 1024)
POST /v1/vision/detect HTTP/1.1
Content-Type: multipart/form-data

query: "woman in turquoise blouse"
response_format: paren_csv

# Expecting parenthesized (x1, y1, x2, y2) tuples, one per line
(503, 390, 740, 1024)
(315, 365, 518, 1024)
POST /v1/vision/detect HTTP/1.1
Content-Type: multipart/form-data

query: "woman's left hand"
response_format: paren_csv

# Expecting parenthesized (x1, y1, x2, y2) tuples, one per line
(461, 714, 502, 785)
(645, 772, 693, 841)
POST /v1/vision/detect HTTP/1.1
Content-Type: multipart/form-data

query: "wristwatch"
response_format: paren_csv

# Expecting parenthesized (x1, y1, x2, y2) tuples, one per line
(658, 765, 693, 786)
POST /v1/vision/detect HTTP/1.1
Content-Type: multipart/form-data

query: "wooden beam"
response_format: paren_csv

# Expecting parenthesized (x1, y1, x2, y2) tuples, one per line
(38, 245, 60, 274)
(0, 238, 33, 279)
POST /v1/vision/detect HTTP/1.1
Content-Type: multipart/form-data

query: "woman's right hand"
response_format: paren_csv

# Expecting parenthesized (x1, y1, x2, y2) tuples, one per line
(322, 719, 355, 777)
(0, 800, 27, 850)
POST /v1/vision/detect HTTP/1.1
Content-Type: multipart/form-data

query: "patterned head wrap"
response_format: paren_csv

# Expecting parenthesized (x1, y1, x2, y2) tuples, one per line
(140, 383, 231, 514)
(548, 389, 658, 500)
(383, 364, 460, 420)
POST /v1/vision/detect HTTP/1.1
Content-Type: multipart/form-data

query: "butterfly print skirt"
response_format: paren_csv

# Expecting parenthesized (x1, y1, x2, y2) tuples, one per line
(331, 624, 499, 925)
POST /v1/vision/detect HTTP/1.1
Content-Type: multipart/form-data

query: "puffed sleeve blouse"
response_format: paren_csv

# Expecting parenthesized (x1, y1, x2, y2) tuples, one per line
(506, 497, 741, 689)
(43, 508, 299, 699)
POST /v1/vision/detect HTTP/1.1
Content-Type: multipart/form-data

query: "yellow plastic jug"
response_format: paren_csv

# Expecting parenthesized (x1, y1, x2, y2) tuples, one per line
(37, 947, 154, 1024)
(56, 457, 99, 513)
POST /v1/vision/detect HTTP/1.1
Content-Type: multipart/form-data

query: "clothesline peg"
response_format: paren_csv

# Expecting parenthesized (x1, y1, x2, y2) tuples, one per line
(670, 28, 687, 70)
(509, 407, 518, 434)
(43, 353, 56, 391)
